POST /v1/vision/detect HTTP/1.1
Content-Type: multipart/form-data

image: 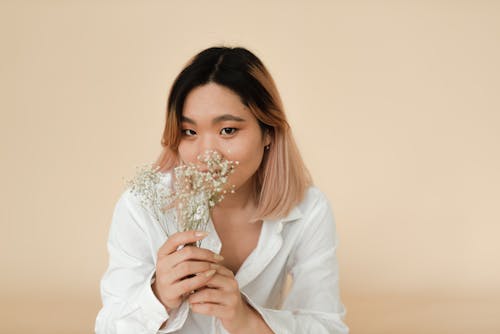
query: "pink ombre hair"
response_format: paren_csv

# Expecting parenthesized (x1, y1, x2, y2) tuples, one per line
(153, 46, 312, 221)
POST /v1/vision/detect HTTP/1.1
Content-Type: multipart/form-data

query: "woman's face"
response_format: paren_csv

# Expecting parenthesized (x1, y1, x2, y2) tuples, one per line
(177, 83, 270, 194)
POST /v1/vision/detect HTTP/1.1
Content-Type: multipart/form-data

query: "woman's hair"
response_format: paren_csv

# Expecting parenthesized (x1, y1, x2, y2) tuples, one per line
(153, 46, 312, 221)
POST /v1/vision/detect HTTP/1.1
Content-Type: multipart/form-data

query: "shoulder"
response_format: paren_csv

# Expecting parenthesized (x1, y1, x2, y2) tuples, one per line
(296, 186, 333, 217)
(292, 186, 337, 238)
(285, 186, 339, 266)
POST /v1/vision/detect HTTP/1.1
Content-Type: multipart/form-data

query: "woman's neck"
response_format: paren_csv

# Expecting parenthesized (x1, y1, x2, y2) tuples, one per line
(211, 179, 257, 222)
(218, 180, 254, 210)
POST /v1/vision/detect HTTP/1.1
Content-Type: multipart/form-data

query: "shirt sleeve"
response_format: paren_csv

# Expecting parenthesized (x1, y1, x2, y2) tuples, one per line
(95, 189, 190, 334)
(240, 190, 349, 334)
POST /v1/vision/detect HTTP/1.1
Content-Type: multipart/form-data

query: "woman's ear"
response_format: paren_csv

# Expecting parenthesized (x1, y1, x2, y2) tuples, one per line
(263, 129, 272, 148)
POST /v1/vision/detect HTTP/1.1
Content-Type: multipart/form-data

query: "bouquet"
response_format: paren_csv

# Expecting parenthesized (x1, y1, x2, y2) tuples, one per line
(125, 150, 239, 247)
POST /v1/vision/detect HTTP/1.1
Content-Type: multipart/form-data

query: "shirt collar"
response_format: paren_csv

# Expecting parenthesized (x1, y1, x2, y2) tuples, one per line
(264, 206, 302, 234)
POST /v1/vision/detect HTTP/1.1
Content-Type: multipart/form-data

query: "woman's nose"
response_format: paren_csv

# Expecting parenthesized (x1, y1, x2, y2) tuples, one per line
(195, 136, 223, 169)
(198, 134, 216, 156)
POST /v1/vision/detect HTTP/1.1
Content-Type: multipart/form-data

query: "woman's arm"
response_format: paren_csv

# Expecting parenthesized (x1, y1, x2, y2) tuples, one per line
(95, 190, 190, 334)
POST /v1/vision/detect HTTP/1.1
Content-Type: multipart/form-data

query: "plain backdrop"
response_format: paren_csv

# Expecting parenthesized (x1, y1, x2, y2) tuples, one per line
(1, 1, 499, 333)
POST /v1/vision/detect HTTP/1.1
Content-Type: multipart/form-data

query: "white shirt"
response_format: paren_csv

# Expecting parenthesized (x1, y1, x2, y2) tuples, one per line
(95, 172, 349, 334)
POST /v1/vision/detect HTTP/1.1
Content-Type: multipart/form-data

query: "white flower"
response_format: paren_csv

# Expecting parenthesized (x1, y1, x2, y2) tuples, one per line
(125, 150, 238, 246)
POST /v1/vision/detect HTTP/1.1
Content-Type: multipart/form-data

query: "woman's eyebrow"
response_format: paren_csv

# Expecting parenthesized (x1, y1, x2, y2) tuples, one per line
(181, 114, 246, 125)
(212, 114, 245, 124)
(181, 116, 196, 124)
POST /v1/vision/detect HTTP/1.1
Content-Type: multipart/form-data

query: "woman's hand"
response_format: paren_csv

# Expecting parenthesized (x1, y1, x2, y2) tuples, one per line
(187, 265, 261, 333)
(152, 230, 224, 311)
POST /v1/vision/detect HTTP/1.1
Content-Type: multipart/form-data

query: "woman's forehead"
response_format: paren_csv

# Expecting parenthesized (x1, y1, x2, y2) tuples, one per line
(182, 85, 255, 122)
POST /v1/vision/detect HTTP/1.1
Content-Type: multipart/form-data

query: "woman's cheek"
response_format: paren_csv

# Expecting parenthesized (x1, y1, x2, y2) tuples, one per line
(219, 143, 232, 156)
(227, 162, 249, 189)
(178, 142, 202, 164)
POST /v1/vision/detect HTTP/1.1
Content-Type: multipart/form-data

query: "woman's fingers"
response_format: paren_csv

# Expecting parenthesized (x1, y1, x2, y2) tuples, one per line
(188, 286, 231, 305)
(210, 264, 235, 278)
(157, 230, 209, 258)
(189, 301, 227, 319)
(171, 268, 218, 295)
(164, 245, 224, 269)
(207, 273, 238, 291)
(163, 260, 218, 283)
(152, 230, 225, 311)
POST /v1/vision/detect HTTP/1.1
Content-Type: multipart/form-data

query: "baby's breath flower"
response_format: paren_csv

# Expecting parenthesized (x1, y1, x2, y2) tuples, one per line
(125, 164, 173, 236)
(125, 150, 238, 246)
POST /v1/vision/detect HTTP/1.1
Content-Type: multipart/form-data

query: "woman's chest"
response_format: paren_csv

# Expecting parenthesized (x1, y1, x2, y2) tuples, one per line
(216, 222, 263, 275)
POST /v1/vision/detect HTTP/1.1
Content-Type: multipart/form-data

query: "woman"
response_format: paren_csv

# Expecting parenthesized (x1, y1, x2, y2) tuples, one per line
(95, 46, 349, 334)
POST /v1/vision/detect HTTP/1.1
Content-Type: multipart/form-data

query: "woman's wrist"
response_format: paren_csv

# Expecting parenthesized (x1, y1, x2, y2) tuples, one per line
(230, 302, 273, 334)
(152, 279, 174, 315)
(248, 306, 273, 334)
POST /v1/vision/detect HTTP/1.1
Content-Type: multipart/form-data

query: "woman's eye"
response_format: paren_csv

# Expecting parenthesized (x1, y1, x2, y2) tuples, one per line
(220, 127, 237, 136)
(182, 129, 197, 136)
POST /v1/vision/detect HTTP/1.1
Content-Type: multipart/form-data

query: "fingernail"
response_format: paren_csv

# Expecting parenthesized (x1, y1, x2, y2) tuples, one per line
(195, 231, 209, 238)
(204, 269, 216, 277)
(214, 254, 224, 261)
(210, 264, 219, 269)
(196, 269, 216, 277)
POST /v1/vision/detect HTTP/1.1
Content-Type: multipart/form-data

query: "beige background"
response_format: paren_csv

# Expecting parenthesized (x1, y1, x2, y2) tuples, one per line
(1, 1, 499, 333)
